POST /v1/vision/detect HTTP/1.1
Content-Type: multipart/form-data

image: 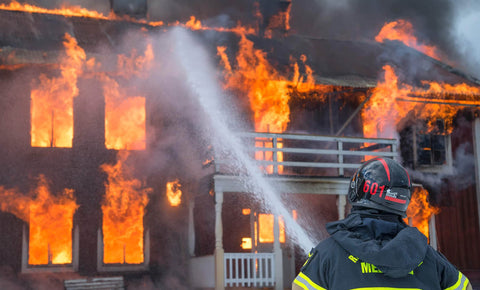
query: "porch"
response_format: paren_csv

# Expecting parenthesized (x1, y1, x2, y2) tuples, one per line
(191, 132, 398, 290)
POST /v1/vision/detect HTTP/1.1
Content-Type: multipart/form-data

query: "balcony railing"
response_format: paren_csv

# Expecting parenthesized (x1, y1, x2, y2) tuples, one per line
(224, 253, 274, 287)
(214, 132, 398, 177)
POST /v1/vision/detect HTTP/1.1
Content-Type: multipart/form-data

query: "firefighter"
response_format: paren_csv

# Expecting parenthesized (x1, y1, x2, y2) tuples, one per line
(292, 157, 472, 290)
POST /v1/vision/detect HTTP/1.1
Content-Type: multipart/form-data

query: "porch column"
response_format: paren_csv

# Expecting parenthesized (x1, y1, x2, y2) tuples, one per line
(273, 214, 283, 290)
(338, 195, 347, 220)
(472, 118, 480, 233)
(188, 198, 195, 256)
(214, 191, 225, 290)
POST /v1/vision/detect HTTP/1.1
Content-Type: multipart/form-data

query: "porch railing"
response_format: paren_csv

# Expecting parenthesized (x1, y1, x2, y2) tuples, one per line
(224, 253, 274, 287)
(214, 132, 398, 177)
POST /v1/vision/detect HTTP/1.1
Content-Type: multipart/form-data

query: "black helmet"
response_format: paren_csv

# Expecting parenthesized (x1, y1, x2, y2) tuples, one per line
(348, 157, 412, 217)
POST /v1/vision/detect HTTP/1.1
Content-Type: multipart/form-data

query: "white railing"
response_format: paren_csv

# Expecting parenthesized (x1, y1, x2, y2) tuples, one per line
(224, 253, 274, 287)
(214, 132, 398, 177)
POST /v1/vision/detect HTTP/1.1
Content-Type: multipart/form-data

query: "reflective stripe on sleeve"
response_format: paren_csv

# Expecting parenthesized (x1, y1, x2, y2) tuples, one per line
(445, 272, 470, 290)
(293, 272, 327, 290)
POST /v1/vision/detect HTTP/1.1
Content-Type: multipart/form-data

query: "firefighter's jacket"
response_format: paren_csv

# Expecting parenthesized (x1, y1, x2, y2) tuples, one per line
(293, 211, 470, 290)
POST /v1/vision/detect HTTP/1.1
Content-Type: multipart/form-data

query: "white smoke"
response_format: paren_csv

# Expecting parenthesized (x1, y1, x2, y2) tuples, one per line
(450, 0, 480, 79)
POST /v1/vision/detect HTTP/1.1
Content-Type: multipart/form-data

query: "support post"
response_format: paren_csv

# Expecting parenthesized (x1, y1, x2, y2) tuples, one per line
(214, 191, 225, 290)
(188, 198, 195, 256)
(338, 195, 347, 220)
(472, 118, 480, 234)
(273, 214, 283, 290)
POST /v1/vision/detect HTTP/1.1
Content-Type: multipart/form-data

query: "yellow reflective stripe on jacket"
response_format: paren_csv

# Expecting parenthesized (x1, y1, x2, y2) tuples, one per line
(445, 272, 470, 290)
(351, 288, 421, 290)
(293, 272, 326, 290)
(351, 287, 422, 290)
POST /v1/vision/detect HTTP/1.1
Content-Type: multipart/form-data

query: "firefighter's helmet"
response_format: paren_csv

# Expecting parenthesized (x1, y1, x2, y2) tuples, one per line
(348, 157, 412, 217)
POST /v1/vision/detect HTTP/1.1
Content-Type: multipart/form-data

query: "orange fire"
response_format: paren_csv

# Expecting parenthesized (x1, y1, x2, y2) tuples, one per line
(218, 33, 330, 173)
(31, 33, 85, 147)
(0, 175, 78, 265)
(264, 4, 291, 38)
(166, 179, 182, 207)
(101, 151, 151, 264)
(375, 19, 441, 60)
(362, 65, 480, 139)
(177, 15, 256, 35)
(258, 213, 285, 243)
(406, 187, 439, 240)
(103, 45, 153, 150)
(0, 0, 108, 19)
(0, 1, 165, 27)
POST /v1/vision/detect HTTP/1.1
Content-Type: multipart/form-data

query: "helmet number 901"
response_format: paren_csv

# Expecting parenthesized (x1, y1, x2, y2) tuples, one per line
(363, 180, 385, 197)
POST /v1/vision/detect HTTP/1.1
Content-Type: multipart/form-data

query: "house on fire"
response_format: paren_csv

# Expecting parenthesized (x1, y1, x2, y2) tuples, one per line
(0, 1, 479, 290)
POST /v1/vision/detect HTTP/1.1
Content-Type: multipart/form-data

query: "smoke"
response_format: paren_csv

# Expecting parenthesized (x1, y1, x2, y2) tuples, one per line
(450, 0, 480, 79)
(408, 142, 475, 204)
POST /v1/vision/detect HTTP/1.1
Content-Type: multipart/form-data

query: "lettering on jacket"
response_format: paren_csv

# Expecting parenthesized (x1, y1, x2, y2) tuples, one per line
(348, 255, 415, 275)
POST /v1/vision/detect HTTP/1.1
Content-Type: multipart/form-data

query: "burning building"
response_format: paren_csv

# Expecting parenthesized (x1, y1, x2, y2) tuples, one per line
(0, 0, 479, 289)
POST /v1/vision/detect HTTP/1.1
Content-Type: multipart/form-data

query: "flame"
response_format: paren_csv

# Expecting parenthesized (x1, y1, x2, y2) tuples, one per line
(174, 15, 256, 36)
(101, 151, 151, 264)
(103, 45, 153, 150)
(0, 1, 165, 27)
(257, 214, 285, 243)
(406, 187, 439, 240)
(0, 0, 108, 19)
(375, 19, 441, 60)
(218, 34, 331, 173)
(0, 175, 78, 265)
(363, 65, 480, 140)
(31, 33, 85, 147)
(264, 4, 291, 38)
(241, 237, 252, 250)
(166, 179, 182, 207)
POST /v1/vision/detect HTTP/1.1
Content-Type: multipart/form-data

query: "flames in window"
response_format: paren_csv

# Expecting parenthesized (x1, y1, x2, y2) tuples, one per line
(30, 34, 85, 148)
(100, 151, 151, 264)
(166, 179, 182, 207)
(0, 175, 78, 265)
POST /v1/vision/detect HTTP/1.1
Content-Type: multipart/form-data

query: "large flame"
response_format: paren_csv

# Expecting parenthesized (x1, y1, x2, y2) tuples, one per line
(406, 187, 439, 240)
(363, 65, 480, 139)
(31, 33, 85, 147)
(218, 34, 330, 173)
(0, 175, 78, 265)
(101, 151, 151, 264)
(375, 19, 441, 60)
(103, 45, 153, 150)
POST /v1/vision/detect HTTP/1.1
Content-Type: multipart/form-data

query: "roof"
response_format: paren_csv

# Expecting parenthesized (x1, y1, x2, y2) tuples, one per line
(1, 9, 479, 91)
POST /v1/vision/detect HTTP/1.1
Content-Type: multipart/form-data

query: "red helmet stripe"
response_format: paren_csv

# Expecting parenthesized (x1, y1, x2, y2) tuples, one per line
(405, 169, 411, 185)
(385, 195, 407, 204)
(376, 158, 391, 182)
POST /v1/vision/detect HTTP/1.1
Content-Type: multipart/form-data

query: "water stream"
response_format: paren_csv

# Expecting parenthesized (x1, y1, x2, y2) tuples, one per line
(171, 27, 316, 254)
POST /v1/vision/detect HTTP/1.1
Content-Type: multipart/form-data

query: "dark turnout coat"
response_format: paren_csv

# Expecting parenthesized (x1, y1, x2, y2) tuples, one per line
(293, 210, 470, 290)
